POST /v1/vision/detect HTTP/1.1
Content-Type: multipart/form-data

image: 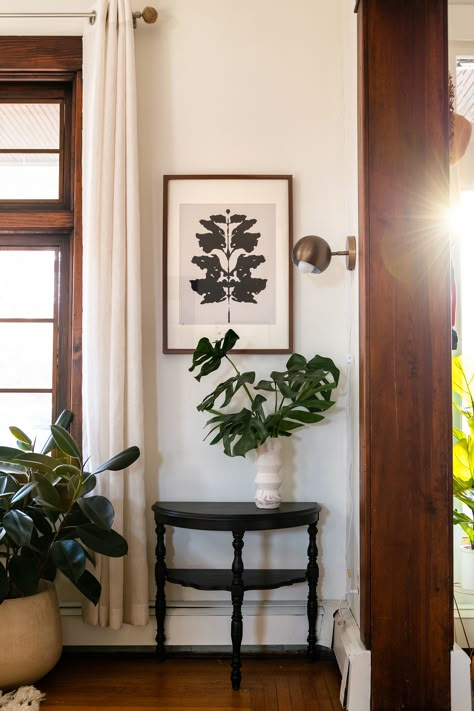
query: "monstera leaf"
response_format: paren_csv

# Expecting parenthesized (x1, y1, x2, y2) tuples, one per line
(189, 329, 240, 381)
(191, 330, 340, 457)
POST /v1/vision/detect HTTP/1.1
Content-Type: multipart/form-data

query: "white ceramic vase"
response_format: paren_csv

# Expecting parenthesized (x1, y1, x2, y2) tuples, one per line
(254, 438, 282, 509)
(0, 581, 62, 690)
(460, 544, 474, 590)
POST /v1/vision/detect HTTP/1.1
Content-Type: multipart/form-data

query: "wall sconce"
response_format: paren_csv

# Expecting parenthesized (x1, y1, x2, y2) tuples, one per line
(292, 235, 357, 274)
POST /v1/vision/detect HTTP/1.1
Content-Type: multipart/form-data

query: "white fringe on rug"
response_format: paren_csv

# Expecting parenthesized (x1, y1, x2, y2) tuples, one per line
(0, 687, 45, 710)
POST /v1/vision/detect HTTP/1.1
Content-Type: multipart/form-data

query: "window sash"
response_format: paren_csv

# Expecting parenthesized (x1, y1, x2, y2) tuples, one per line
(0, 38, 82, 442)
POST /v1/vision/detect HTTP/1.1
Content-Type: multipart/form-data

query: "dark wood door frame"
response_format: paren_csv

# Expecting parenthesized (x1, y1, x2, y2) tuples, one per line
(357, 1, 453, 709)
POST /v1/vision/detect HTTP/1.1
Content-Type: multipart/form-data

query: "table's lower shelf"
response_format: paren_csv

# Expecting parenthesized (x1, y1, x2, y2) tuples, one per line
(166, 568, 307, 591)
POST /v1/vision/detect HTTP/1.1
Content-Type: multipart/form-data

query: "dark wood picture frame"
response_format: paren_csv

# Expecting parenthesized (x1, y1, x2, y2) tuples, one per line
(162, 175, 293, 354)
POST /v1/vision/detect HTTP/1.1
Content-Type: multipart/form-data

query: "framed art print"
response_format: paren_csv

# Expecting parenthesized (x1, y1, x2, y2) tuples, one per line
(162, 175, 293, 353)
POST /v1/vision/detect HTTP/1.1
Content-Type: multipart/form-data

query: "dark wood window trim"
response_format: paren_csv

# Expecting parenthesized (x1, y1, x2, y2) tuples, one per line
(0, 38, 82, 443)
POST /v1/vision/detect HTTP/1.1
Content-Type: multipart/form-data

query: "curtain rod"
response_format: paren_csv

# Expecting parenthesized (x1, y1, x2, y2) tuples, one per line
(0, 6, 159, 29)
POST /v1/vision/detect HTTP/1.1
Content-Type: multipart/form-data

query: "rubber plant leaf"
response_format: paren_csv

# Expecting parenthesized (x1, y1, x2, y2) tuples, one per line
(93, 446, 140, 474)
(78, 524, 128, 557)
(53, 464, 83, 480)
(14, 452, 63, 474)
(41, 409, 74, 455)
(78, 495, 114, 530)
(9, 427, 32, 447)
(51, 425, 82, 461)
(10, 482, 37, 506)
(33, 473, 63, 511)
(78, 474, 97, 498)
(51, 539, 86, 583)
(0, 561, 7, 602)
(8, 555, 40, 596)
(3, 509, 34, 546)
(74, 569, 101, 605)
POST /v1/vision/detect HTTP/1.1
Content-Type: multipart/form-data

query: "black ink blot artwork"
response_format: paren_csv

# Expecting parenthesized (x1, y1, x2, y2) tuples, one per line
(190, 209, 267, 323)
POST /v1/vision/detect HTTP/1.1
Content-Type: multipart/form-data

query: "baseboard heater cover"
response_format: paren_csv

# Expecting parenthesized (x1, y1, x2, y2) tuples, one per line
(333, 610, 472, 711)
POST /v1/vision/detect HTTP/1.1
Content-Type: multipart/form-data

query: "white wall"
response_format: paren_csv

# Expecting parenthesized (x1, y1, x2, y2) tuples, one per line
(449, 3, 474, 651)
(0, 0, 359, 645)
(339, 3, 360, 627)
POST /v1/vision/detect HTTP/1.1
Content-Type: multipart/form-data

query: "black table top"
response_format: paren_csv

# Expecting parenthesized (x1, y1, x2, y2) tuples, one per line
(152, 501, 321, 531)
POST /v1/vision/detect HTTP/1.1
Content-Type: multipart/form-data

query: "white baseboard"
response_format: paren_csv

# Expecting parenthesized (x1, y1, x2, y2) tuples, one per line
(333, 609, 370, 711)
(59, 599, 339, 649)
(451, 644, 472, 711)
(333, 608, 472, 711)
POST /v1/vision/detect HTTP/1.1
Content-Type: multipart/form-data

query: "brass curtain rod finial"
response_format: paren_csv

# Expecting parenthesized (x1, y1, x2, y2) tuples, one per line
(292, 235, 356, 274)
(132, 6, 158, 27)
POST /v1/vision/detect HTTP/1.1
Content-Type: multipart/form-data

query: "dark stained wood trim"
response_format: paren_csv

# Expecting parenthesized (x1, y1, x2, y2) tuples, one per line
(358, 1, 452, 709)
(0, 37, 81, 71)
(0, 213, 74, 230)
(0, 72, 76, 84)
(357, 0, 371, 648)
(0, 149, 61, 154)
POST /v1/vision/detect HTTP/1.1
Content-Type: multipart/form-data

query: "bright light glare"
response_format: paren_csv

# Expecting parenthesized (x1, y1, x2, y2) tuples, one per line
(449, 190, 474, 236)
(458, 191, 474, 374)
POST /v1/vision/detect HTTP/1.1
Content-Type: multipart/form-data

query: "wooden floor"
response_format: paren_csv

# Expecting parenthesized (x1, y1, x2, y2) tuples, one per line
(38, 653, 343, 711)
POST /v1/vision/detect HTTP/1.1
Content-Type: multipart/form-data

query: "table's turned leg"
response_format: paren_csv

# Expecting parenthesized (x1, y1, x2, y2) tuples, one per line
(306, 521, 319, 661)
(230, 531, 245, 691)
(154, 522, 167, 660)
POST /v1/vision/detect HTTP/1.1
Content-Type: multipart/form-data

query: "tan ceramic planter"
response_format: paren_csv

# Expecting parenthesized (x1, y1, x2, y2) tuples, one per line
(0, 582, 62, 690)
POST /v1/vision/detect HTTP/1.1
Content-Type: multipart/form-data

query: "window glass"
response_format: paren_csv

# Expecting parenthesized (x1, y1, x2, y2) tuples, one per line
(0, 103, 60, 199)
(0, 250, 55, 318)
(0, 104, 60, 149)
(455, 59, 474, 122)
(0, 323, 53, 389)
(0, 393, 52, 449)
(0, 154, 59, 199)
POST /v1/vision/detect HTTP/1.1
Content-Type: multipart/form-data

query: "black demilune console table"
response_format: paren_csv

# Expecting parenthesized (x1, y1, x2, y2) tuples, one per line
(152, 501, 322, 691)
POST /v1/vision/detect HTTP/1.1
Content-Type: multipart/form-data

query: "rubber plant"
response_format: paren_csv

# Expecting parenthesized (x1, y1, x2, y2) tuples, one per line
(190, 329, 340, 457)
(452, 355, 474, 549)
(0, 410, 139, 603)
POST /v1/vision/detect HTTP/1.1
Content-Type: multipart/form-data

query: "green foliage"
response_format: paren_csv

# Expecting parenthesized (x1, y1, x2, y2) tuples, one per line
(452, 355, 474, 549)
(190, 329, 340, 457)
(0, 410, 140, 604)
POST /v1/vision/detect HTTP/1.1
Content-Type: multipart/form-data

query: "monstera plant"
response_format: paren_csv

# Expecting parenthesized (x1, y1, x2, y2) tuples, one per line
(190, 329, 340, 457)
(0, 410, 139, 603)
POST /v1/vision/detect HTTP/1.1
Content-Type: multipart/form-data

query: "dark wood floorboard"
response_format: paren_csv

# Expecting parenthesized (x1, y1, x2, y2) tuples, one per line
(37, 653, 343, 711)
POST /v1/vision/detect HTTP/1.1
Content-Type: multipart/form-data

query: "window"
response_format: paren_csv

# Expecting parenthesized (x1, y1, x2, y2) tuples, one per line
(0, 38, 82, 445)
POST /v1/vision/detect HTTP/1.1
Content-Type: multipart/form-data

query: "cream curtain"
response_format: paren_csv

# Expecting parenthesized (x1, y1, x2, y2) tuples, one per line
(82, 0, 149, 629)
